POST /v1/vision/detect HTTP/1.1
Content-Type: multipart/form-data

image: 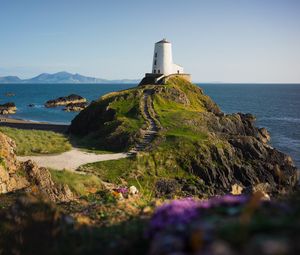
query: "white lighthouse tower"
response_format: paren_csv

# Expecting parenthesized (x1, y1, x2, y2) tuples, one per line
(140, 38, 191, 85)
(152, 39, 184, 75)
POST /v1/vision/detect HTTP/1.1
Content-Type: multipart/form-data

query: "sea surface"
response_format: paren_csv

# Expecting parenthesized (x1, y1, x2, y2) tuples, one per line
(0, 83, 299, 167)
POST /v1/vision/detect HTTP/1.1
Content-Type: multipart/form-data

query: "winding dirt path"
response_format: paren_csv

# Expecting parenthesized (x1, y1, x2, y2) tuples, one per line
(17, 148, 128, 171)
(128, 89, 160, 154)
(17, 89, 161, 171)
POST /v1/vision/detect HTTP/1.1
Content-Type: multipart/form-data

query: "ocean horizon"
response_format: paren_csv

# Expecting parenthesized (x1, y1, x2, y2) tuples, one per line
(0, 82, 299, 167)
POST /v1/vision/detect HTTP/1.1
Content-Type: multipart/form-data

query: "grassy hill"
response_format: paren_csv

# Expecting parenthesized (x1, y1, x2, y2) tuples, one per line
(69, 77, 297, 197)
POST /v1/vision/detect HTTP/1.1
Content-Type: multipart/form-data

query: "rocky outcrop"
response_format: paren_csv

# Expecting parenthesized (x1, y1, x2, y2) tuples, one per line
(177, 112, 298, 195)
(0, 102, 17, 114)
(45, 94, 87, 108)
(0, 132, 74, 202)
(63, 102, 87, 112)
(0, 133, 28, 193)
(22, 160, 74, 202)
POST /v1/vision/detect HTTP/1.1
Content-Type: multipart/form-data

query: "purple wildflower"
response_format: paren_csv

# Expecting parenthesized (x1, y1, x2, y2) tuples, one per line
(115, 187, 128, 195)
(148, 198, 200, 237)
(147, 195, 249, 238)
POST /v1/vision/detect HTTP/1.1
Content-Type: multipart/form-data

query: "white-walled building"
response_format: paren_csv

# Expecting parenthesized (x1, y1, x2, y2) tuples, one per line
(152, 39, 184, 75)
(139, 39, 191, 85)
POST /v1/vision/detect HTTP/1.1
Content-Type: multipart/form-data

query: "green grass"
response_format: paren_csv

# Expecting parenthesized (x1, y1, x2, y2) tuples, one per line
(76, 78, 227, 198)
(69, 88, 145, 152)
(153, 80, 211, 143)
(50, 170, 104, 196)
(82, 158, 136, 183)
(0, 127, 72, 156)
(109, 93, 144, 132)
(80, 146, 198, 198)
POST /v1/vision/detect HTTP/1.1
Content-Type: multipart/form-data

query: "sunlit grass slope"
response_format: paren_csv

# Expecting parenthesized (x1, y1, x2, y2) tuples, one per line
(0, 127, 72, 156)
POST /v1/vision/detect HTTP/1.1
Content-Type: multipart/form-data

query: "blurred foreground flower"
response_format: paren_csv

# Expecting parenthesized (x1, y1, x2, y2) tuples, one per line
(148, 195, 248, 237)
(148, 198, 200, 237)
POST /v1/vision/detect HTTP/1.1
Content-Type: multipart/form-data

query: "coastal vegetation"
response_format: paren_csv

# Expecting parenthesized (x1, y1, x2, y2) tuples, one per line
(71, 77, 297, 197)
(50, 169, 103, 196)
(69, 87, 145, 151)
(0, 126, 71, 155)
(0, 77, 298, 254)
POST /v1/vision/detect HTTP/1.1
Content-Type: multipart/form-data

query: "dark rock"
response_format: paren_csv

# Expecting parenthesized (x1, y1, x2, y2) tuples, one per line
(28, 104, 35, 107)
(45, 94, 86, 108)
(258, 127, 271, 143)
(63, 102, 87, 112)
(155, 179, 180, 198)
(0, 102, 17, 114)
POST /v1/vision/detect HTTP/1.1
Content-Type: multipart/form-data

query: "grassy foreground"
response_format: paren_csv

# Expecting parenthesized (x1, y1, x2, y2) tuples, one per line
(0, 127, 72, 156)
(50, 170, 104, 196)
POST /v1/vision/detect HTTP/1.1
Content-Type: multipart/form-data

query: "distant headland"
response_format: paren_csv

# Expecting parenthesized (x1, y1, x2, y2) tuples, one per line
(0, 71, 139, 84)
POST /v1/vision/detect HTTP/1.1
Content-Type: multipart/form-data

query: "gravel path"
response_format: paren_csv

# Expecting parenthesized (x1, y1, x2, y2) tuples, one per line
(17, 148, 128, 171)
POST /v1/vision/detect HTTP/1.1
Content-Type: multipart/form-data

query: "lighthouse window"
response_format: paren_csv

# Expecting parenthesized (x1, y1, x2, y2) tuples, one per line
(155, 53, 157, 57)
(154, 70, 156, 73)
(158, 69, 160, 74)
(154, 60, 157, 65)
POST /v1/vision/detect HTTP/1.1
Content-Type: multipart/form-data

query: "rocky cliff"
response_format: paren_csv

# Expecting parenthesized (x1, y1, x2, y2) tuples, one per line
(0, 132, 73, 202)
(69, 77, 298, 196)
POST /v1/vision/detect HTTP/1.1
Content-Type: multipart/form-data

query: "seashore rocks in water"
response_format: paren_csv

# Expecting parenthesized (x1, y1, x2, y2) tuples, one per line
(45, 94, 87, 111)
(0, 131, 74, 202)
(63, 102, 87, 112)
(28, 103, 35, 107)
(0, 102, 17, 114)
(5, 92, 15, 97)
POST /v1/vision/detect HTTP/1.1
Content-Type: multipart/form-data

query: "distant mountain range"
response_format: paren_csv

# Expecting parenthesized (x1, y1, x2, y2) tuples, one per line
(0, 72, 140, 84)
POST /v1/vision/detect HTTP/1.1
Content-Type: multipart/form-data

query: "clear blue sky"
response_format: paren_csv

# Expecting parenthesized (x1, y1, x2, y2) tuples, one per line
(1, 0, 300, 82)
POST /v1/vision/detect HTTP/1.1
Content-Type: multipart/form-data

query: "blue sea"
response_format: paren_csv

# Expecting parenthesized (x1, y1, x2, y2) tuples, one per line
(0, 83, 299, 167)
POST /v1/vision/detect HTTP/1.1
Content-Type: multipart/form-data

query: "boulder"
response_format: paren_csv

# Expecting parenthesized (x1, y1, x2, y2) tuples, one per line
(22, 160, 74, 202)
(0, 102, 17, 114)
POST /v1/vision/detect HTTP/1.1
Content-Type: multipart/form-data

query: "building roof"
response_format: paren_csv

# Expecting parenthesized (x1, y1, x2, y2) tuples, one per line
(156, 38, 170, 44)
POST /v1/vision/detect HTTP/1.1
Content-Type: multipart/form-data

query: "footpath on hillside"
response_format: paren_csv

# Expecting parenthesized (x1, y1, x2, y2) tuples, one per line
(17, 89, 161, 171)
(128, 88, 160, 154)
